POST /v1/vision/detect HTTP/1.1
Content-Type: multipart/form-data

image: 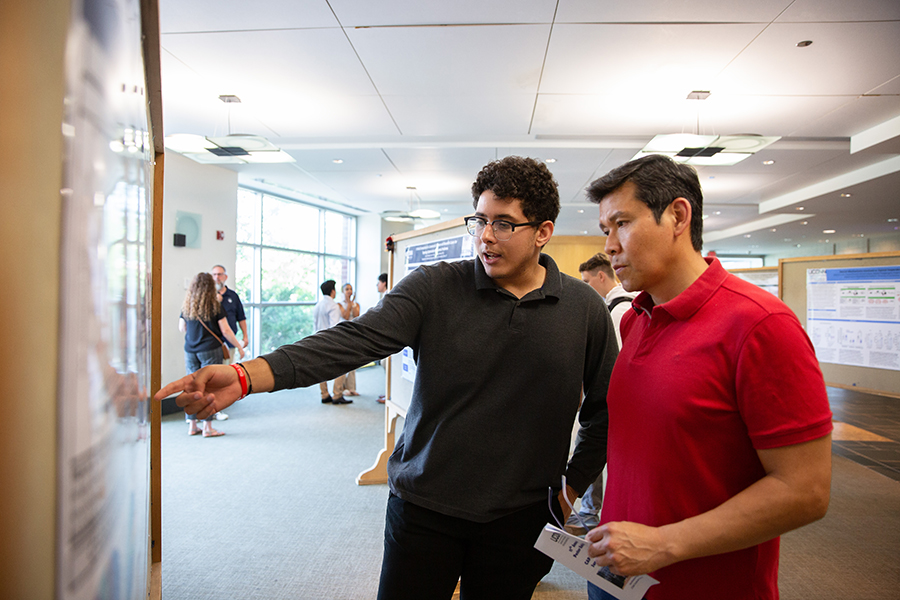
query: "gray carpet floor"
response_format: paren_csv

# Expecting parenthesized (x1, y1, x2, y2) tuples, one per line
(160, 366, 900, 599)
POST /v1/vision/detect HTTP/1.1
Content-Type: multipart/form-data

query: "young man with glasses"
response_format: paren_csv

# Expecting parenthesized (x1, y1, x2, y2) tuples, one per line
(155, 156, 617, 600)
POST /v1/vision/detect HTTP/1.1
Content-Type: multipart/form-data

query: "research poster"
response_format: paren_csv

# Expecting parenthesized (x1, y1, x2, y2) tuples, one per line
(400, 234, 475, 382)
(807, 266, 900, 371)
(57, 0, 153, 598)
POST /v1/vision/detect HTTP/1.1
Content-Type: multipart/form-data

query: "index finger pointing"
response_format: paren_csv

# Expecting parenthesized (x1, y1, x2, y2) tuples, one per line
(154, 376, 192, 401)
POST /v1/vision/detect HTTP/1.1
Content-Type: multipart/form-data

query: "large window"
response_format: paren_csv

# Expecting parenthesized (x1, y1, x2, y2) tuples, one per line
(236, 189, 356, 355)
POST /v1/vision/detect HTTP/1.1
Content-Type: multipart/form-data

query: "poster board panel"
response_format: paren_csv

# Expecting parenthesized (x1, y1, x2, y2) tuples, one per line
(780, 252, 900, 397)
(356, 219, 468, 485)
(387, 219, 469, 414)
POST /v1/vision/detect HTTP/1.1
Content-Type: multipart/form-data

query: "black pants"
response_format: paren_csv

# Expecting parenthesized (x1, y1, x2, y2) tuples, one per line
(377, 493, 558, 600)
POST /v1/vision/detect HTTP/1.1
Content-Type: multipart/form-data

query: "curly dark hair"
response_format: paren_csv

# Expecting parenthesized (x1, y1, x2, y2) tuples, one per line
(471, 156, 560, 224)
(181, 272, 220, 321)
(586, 154, 704, 251)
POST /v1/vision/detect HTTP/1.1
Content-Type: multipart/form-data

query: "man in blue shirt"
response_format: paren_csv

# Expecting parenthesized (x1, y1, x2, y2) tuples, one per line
(210, 264, 248, 420)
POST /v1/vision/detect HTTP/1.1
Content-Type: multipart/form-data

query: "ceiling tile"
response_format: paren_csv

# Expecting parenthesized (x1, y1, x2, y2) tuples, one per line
(330, 0, 558, 26)
(345, 24, 550, 95)
(159, 0, 338, 32)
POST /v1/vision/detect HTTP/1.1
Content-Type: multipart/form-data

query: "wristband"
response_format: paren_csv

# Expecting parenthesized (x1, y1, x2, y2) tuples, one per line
(231, 363, 248, 399)
(238, 362, 253, 394)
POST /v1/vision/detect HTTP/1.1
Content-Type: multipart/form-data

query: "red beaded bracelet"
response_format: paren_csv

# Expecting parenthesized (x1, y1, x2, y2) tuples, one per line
(231, 363, 248, 399)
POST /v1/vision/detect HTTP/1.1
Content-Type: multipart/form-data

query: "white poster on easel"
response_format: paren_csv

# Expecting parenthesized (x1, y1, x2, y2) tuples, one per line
(807, 265, 900, 371)
(398, 234, 475, 384)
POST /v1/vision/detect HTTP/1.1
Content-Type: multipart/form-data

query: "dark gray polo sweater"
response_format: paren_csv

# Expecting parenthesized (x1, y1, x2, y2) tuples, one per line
(262, 254, 617, 522)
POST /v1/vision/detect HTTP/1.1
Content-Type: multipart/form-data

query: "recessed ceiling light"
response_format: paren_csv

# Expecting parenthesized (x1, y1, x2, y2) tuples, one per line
(762, 160, 775, 165)
(770, 228, 777, 232)
(840, 193, 851, 197)
(823, 229, 836, 234)
(744, 234, 752, 238)
(332, 159, 343, 164)
(581, 230, 589, 235)
(577, 209, 584, 213)
(887, 218, 898, 222)
(796, 206, 805, 210)
(796, 40, 813, 48)
(702, 214, 709, 220)
(545, 158, 556, 163)
(714, 211, 721, 215)
(801, 221, 809, 225)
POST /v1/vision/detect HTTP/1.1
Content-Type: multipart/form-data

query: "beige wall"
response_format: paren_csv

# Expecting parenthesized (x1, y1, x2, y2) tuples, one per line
(543, 236, 608, 280)
(0, 0, 69, 597)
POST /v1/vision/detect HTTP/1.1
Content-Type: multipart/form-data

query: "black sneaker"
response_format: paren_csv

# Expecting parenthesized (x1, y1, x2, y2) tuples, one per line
(332, 397, 353, 405)
(321, 396, 333, 404)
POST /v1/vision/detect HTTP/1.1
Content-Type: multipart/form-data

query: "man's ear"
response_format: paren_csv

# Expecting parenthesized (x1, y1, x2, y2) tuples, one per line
(669, 198, 692, 239)
(535, 220, 554, 248)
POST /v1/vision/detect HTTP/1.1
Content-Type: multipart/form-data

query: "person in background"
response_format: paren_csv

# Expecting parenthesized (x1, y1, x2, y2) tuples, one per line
(583, 154, 832, 600)
(564, 252, 639, 535)
(210, 264, 248, 421)
(376, 273, 390, 403)
(179, 272, 244, 437)
(579, 252, 638, 349)
(338, 283, 361, 396)
(314, 279, 351, 405)
(154, 156, 617, 600)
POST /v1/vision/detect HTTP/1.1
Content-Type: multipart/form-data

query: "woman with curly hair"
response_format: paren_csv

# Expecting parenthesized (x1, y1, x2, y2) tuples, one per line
(179, 272, 244, 437)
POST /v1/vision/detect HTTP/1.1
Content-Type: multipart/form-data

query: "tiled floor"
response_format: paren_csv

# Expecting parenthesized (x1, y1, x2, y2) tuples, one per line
(828, 386, 900, 483)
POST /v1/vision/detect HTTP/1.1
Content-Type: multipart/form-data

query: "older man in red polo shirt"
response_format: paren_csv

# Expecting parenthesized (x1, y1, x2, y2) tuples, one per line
(583, 154, 833, 600)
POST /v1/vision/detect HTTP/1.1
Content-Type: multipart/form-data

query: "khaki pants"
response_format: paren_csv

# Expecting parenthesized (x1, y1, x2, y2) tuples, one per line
(320, 374, 346, 400)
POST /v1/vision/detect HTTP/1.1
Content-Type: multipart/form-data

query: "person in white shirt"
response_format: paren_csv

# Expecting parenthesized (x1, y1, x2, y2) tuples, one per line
(564, 252, 638, 534)
(313, 280, 352, 405)
(580, 252, 638, 348)
(337, 283, 361, 396)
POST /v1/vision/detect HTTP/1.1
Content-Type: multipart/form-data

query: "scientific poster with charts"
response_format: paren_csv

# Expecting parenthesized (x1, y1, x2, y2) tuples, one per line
(399, 235, 475, 382)
(57, 0, 153, 598)
(807, 266, 900, 371)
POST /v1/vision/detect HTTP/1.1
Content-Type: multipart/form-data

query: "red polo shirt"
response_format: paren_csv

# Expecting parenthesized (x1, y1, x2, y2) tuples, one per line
(601, 258, 832, 600)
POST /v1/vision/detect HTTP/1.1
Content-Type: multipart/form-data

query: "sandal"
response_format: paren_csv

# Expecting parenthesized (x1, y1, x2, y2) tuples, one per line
(202, 427, 225, 438)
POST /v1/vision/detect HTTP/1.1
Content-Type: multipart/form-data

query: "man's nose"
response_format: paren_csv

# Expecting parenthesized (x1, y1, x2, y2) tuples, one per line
(604, 232, 619, 255)
(480, 224, 498, 243)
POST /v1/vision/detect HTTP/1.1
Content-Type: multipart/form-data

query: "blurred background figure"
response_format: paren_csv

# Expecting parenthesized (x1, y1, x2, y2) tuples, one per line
(314, 280, 351, 405)
(210, 264, 249, 420)
(338, 283, 361, 396)
(179, 272, 244, 436)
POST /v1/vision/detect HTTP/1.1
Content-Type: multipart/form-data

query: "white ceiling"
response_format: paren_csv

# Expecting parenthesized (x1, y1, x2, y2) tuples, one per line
(158, 0, 900, 258)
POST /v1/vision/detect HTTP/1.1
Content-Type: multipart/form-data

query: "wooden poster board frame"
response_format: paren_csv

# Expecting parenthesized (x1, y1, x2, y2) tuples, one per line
(356, 218, 467, 485)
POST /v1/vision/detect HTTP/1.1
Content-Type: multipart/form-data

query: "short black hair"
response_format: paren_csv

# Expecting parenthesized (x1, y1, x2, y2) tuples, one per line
(378, 273, 388, 284)
(471, 156, 560, 224)
(586, 154, 704, 251)
(320, 280, 336, 296)
(579, 253, 614, 279)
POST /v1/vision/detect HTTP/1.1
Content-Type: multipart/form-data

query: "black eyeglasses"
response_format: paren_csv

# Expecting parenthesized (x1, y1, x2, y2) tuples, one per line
(464, 216, 544, 241)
